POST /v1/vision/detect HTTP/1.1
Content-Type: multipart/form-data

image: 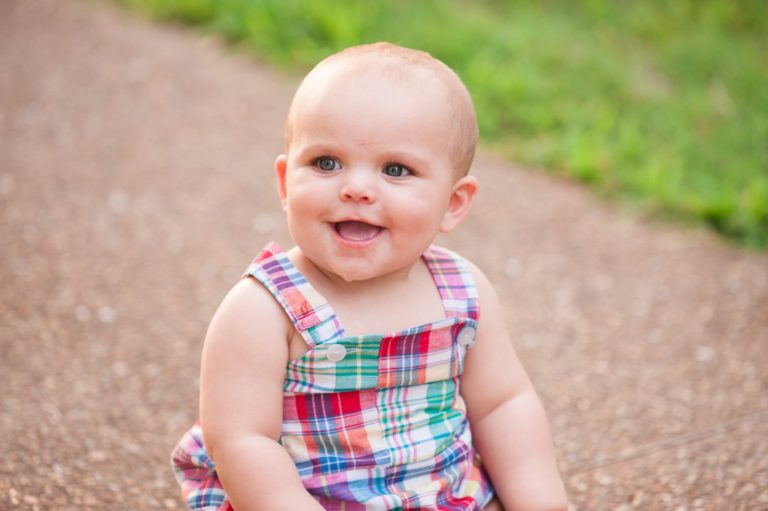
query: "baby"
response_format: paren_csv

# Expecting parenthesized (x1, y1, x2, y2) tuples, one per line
(172, 42, 567, 510)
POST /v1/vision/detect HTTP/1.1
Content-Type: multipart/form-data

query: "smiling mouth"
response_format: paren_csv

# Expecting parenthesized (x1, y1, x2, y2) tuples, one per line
(333, 221, 383, 242)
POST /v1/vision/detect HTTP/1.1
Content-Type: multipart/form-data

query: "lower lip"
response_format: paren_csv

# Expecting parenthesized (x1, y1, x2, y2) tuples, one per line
(328, 223, 384, 249)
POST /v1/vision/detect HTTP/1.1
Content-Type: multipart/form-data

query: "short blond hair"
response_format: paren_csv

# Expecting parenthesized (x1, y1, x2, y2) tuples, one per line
(284, 42, 478, 176)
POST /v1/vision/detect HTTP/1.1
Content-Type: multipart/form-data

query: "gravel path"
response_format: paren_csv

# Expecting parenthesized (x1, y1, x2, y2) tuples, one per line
(2, 1, 767, 509)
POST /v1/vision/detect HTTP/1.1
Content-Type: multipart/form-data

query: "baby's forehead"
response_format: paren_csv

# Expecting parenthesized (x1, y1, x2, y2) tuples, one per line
(291, 63, 456, 145)
(290, 58, 456, 127)
(314, 52, 457, 94)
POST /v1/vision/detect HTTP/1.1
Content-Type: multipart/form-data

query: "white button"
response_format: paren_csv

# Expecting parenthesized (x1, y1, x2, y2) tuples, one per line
(457, 326, 476, 347)
(326, 343, 347, 362)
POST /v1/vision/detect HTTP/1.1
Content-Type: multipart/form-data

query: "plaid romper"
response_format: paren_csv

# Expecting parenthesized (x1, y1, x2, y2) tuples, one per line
(171, 242, 494, 510)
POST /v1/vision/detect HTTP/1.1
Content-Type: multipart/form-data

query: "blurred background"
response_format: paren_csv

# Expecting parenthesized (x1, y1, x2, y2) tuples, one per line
(120, 0, 768, 249)
(1, 0, 766, 509)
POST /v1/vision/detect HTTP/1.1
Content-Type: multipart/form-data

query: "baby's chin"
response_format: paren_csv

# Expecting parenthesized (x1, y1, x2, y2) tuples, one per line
(316, 256, 403, 284)
(326, 263, 383, 283)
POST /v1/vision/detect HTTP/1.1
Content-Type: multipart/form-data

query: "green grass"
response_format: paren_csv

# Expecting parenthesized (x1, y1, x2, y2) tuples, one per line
(119, 0, 768, 249)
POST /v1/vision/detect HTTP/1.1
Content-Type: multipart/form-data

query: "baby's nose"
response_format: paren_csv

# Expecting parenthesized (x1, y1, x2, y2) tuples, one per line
(339, 170, 377, 203)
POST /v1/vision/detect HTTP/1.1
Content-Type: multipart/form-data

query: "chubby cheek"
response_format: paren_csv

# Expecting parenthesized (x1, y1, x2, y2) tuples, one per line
(286, 181, 330, 219)
(389, 195, 447, 235)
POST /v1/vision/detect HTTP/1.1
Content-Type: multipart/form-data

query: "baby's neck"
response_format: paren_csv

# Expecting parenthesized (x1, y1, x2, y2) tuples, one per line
(287, 247, 445, 337)
(290, 246, 418, 298)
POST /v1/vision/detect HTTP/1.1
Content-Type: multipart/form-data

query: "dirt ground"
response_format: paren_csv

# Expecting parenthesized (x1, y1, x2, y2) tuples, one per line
(1, 0, 767, 509)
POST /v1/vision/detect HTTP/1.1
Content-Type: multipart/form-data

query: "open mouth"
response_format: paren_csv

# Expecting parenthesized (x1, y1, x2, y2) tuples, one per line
(332, 221, 383, 242)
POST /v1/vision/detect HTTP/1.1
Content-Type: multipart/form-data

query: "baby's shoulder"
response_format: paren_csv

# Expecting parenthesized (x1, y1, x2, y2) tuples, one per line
(206, 277, 291, 348)
(225, 276, 285, 313)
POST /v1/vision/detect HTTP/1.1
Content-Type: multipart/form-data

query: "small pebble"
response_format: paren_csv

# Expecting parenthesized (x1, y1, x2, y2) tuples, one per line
(97, 306, 117, 323)
(112, 361, 129, 377)
(75, 305, 91, 322)
(51, 463, 65, 485)
(596, 473, 613, 485)
(9, 488, 20, 505)
(87, 450, 109, 463)
(695, 345, 717, 363)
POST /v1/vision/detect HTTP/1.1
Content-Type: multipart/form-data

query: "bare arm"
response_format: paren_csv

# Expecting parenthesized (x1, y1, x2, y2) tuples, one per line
(462, 264, 568, 511)
(200, 278, 323, 510)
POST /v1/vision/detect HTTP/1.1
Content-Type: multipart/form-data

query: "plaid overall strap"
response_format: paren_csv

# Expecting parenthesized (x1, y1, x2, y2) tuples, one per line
(242, 242, 345, 348)
(422, 245, 480, 322)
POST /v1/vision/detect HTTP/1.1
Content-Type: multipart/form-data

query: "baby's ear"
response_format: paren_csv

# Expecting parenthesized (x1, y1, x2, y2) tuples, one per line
(275, 155, 288, 211)
(439, 175, 478, 233)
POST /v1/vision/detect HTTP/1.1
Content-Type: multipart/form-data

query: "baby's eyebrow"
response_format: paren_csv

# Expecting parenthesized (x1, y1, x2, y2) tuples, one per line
(382, 151, 431, 170)
(290, 149, 334, 166)
(293, 143, 342, 158)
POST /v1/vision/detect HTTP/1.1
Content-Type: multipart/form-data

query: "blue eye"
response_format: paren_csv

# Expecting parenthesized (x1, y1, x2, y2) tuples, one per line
(383, 163, 410, 177)
(315, 157, 341, 171)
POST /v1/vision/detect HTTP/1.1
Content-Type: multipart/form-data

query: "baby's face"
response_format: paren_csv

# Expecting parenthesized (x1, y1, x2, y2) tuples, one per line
(276, 65, 468, 283)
